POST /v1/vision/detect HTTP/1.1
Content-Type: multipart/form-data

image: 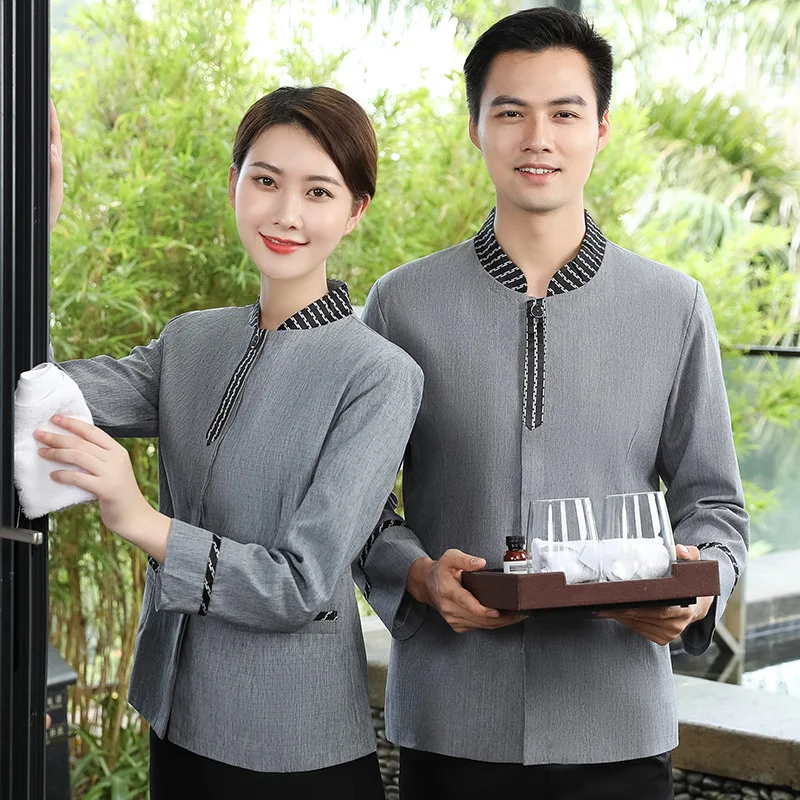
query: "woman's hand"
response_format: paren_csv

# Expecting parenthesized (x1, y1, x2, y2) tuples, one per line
(34, 416, 171, 561)
(49, 100, 64, 234)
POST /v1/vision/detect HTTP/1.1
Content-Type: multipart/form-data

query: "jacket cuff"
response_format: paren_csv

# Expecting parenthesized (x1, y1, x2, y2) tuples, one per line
(153, 518, 219, 616)
(359, 524, 428, 640)
(680, 546, 737, 656)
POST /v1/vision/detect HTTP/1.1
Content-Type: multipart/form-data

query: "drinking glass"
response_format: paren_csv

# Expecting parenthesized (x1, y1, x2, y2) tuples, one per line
(526, 497, 602, 584)
(600, 491, 676, 581)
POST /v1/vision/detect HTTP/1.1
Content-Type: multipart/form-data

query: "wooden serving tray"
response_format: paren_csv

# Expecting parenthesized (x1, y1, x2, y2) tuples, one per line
(461, 560, 719, 613)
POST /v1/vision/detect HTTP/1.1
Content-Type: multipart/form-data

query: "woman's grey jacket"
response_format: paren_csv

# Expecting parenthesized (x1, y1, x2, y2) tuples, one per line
(61, 282, 423, 773)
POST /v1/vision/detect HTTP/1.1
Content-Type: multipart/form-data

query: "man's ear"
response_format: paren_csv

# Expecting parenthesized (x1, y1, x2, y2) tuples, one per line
(228, 165, 238, 210)
(596, 110, 610, 155)
(344, 195, 371, 236)
(469, 117, 482, 152)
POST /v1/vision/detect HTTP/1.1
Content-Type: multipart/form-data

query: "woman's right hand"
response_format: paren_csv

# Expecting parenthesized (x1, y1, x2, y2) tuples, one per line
(49, 99, 64, 234)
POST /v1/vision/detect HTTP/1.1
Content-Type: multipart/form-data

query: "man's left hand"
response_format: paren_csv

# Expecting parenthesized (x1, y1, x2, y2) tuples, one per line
(594, 544, 714, 646)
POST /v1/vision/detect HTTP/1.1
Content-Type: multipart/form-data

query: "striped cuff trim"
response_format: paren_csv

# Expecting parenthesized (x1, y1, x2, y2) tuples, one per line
(147, 556, 160, 573)
(199, 534, 222, 616)
(313, 610, 339, 621)
(358, 518, 406, 601)
(697, 542, 740, 588)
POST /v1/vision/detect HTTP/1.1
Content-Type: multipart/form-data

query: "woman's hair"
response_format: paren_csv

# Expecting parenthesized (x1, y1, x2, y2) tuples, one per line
(232, 86, 378, 201)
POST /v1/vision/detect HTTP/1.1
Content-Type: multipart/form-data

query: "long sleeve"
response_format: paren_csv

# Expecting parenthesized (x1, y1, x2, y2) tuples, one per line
(57, 336, 164, 438)
(656, 282, 749, 655)
(354, 282, 430, 639)
(153, 354, 424, 633)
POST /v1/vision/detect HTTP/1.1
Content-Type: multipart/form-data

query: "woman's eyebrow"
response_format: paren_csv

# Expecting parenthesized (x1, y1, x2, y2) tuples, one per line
(248, 161, 341, 187)
(249, 160, 282, 173)
(304, 174, 342, 187)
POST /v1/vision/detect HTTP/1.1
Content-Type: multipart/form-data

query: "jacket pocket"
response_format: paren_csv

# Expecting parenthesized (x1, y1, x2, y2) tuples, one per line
(295, 609, 340, 635)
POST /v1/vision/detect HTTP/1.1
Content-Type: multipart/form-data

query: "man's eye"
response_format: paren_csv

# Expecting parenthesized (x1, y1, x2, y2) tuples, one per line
(500, 110, 522, 118)
(555, 112, 577, 119)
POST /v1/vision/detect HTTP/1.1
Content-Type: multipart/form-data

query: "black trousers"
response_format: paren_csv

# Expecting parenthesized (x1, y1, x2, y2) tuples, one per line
(399, 747, 674, 800)
(149, 730, 386, 800)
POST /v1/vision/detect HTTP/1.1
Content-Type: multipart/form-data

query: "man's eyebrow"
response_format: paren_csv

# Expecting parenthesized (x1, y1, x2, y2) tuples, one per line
(489, 95, 530, 109)
(549, 95, 588, 108)
(247, 162, 342, 187)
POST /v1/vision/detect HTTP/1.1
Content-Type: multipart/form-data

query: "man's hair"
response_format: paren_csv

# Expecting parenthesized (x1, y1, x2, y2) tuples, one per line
(464, 7, 613, 123)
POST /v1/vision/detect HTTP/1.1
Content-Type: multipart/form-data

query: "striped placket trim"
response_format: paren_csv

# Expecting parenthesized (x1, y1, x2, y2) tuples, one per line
(204, 280, 353, 446)
(474, 210, 606, 430)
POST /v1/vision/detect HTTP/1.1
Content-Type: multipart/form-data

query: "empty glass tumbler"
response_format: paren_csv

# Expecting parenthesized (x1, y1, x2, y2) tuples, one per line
(600, 491, 676, 581)
(527, 497, 602, 584)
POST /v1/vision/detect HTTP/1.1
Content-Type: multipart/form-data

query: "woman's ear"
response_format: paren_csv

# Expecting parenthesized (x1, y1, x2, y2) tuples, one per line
(344, 195, 371, 235)
(228, 165, 238, 211)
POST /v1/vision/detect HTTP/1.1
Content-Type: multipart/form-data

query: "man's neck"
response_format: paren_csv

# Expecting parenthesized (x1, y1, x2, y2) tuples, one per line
(493, 198, 587, 298)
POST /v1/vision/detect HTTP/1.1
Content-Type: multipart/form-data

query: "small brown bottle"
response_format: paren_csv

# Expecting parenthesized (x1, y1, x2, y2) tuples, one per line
(503, 535, 528, 574)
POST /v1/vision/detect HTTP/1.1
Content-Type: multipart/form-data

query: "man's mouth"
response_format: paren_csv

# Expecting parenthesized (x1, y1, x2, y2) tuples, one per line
(516, 167, 559, 175)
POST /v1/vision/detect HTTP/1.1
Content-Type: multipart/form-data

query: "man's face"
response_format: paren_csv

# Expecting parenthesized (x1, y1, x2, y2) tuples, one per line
(469, 47, 610, 216)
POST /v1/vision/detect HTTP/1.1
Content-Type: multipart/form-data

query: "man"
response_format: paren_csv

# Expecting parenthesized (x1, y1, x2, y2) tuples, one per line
(354, 7, 748, 799)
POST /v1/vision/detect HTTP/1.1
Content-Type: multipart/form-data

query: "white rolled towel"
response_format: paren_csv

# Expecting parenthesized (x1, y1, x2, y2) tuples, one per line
(14, 363, 96, 519)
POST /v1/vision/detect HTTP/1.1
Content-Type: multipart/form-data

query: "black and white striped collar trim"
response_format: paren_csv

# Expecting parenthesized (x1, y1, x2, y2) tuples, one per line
(474, 209, 606, 295)
(247, 280, 353, 331)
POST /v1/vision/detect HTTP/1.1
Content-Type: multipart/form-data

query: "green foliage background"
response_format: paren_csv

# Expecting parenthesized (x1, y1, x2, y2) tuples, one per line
(48, 0, 800, 795)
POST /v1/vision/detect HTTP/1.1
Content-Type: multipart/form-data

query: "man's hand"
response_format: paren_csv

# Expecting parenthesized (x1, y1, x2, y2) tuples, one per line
(407, 549, 526, 633)
(49, 100, 64, 234)
(34, 416, 171, 561)
(594, 544, 715, 645)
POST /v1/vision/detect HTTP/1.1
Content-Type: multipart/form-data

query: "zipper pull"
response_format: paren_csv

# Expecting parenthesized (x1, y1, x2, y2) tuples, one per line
(528, 298, 544, 319)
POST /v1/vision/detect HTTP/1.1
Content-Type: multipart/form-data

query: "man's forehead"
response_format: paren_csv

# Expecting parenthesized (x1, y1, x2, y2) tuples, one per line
(482, 48, 596, 103)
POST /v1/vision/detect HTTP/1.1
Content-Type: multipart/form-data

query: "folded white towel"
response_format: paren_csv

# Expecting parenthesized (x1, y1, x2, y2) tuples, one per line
(14, 363, 96, 519)
(529, 538, 604, 584)
(528, 536, 672, 584)
(601, 536, 672, 581)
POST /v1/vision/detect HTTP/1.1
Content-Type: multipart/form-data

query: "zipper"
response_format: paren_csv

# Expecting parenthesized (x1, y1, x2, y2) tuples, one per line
(199, 330, 268, 519)
(525, 298, 546, 430)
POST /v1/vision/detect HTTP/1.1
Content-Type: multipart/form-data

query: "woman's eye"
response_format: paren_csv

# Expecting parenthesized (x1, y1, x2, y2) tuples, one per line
(255, 176, 275, 187)
(309, 187, 332, 198)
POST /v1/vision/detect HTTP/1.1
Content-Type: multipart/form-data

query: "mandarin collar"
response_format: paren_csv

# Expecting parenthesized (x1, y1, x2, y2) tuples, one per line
(473, 209, 606, 296)
(248, 280, 353, 331)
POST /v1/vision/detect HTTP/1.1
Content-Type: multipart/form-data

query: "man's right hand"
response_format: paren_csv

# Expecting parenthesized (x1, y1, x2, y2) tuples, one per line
(406, 549, 526, 633)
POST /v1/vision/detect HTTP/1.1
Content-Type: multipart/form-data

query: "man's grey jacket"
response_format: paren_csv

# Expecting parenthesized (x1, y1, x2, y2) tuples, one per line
(355, 224, 749, 765)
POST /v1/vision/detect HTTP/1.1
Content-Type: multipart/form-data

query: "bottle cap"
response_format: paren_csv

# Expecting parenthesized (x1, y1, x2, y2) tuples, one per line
(505, 535, 525, 550)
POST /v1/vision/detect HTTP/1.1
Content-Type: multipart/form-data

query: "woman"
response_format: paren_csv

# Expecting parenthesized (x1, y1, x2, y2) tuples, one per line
(39, 88, 422, 798)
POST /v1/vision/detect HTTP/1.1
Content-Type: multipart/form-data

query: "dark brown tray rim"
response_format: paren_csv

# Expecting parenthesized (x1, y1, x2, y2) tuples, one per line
(461, 560, 720, 612)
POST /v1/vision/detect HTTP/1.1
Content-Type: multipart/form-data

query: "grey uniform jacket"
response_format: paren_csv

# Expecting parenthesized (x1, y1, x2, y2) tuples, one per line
(355, 226, 748, 765)
(61, 283, 423, 773)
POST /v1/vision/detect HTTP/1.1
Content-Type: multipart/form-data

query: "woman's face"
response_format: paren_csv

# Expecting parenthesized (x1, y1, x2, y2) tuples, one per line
(229, 124, 368, 283)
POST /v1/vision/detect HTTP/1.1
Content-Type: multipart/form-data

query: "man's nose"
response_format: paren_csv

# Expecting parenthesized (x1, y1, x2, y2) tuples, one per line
(520, 116, 554, 152)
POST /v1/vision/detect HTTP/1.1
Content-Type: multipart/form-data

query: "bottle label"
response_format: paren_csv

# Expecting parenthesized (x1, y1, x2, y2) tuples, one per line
(503, 561, 527, 575)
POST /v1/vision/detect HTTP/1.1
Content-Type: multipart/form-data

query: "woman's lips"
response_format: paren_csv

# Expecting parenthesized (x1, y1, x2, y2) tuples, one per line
(259, 233, 308, 255)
